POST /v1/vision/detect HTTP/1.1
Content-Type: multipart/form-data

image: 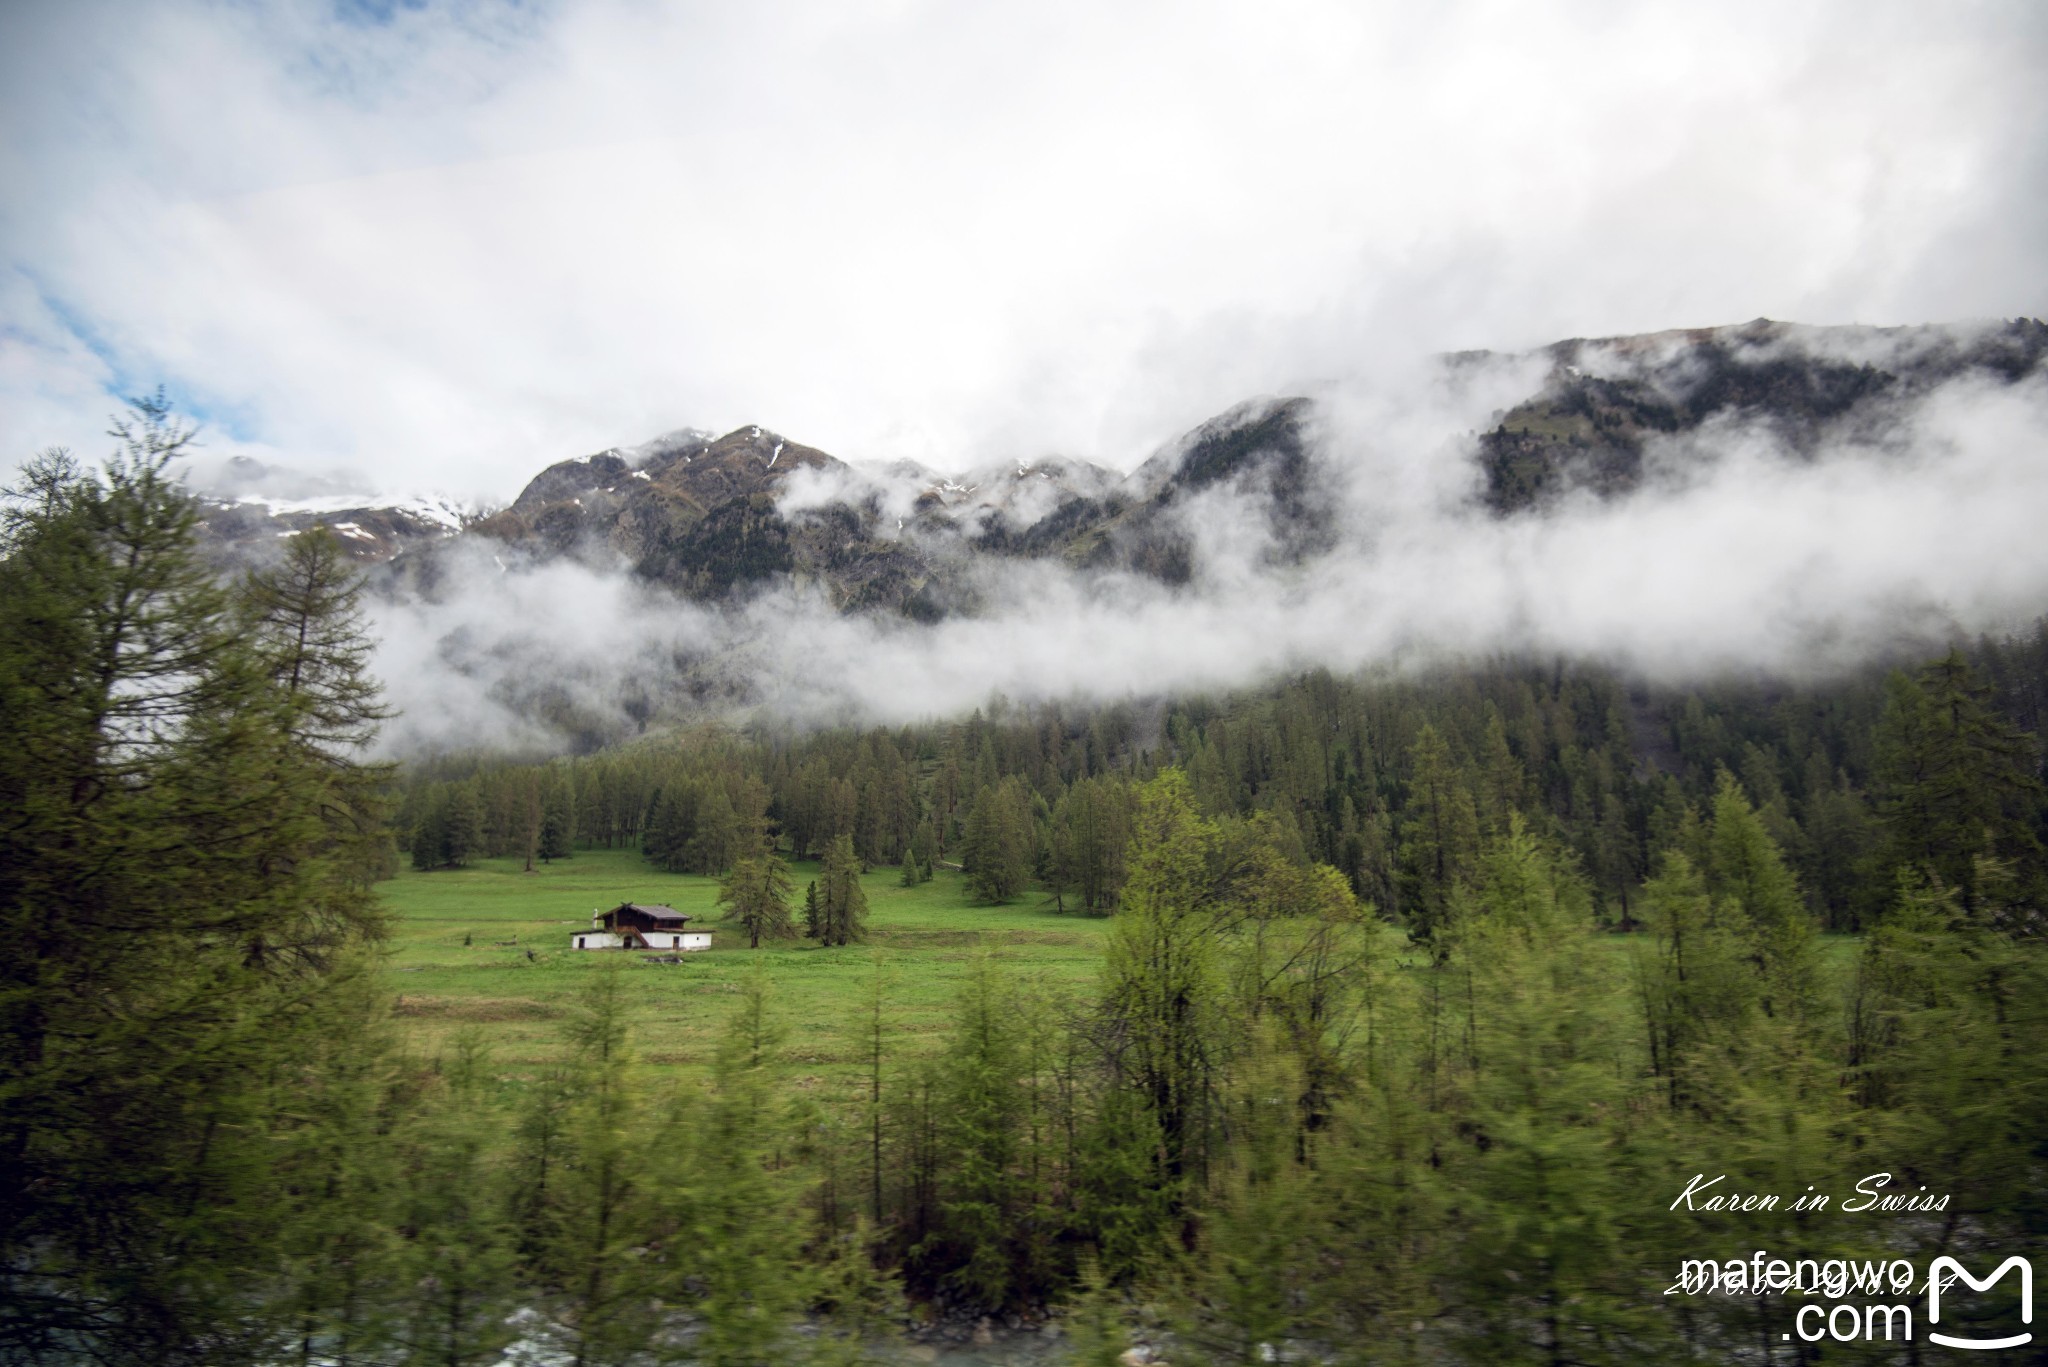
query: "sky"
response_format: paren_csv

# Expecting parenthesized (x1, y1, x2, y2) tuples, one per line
(4, 0, 2046, 504)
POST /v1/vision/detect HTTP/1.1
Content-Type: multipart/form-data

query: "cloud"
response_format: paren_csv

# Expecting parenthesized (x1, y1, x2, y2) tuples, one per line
(364, 355, 2048, 752)
(3, 0, 2045, 501)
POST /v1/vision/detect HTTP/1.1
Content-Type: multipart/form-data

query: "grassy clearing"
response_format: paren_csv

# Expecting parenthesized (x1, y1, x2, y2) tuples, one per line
(379, 847, 1111, 1100)
(377, 848, 1864, 1107)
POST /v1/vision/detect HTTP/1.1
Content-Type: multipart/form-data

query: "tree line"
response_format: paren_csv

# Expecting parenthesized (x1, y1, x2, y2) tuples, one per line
(40, 761, 2038, 1364)
(397, 624, 2048, 941)
(380, 760, 2037, 1365)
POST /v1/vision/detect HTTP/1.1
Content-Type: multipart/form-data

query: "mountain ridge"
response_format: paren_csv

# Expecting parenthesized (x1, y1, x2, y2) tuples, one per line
(192, 316, 2048, 616)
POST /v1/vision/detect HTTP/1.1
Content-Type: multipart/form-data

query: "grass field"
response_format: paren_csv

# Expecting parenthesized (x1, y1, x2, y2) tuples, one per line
(378, 848, 1865, 1109)
(379, 847, 1112, 1100)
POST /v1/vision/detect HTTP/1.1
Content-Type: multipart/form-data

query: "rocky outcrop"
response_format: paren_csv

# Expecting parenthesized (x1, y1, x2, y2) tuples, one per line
(1474, 317, 2048, 513)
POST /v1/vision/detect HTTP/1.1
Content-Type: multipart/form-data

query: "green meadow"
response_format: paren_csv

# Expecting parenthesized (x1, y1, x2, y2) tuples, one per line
(379, 847, 1112, 1097)
(378, 848, 1866, 1099)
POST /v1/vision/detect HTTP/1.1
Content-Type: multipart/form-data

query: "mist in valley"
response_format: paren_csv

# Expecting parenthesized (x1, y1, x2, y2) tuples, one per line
(365, 334, 2048, 753)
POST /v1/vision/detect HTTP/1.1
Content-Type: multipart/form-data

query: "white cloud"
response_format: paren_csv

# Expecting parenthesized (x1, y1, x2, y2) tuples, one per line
(3, 0, 2043, 500)
(363, 358, 2048, 751)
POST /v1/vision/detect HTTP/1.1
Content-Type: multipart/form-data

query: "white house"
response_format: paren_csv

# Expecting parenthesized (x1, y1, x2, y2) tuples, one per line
(572, 902, 712, 952)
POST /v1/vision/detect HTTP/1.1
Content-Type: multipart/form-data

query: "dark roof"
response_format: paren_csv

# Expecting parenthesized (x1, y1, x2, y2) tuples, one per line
(617, 902, 690, 923)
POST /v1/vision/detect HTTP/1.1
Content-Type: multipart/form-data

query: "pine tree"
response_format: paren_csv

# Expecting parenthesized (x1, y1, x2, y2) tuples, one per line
(520, 962, 676, 1365)
(718, 850, 797, 948)
(1396, 724, 1480, 942)
(1873, 651, 2045, 908)
(241, 525, 397, 896)
(444, 782, 485, 868)
(1100, 769, 1224, 1183)
(537, 770, 575, 863)
(962, 777, 1032, 904)
(1706, 768, 1816, 1017)
(815, 835, 869, 946)
(0, 400, 396, 1363)
(685, 972, 808, 1365)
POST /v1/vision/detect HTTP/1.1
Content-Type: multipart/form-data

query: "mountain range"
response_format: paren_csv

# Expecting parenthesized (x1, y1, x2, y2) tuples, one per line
(193, 316, 2048, 618)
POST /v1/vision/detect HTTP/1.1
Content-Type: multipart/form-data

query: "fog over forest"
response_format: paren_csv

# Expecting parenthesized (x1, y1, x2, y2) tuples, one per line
(365, 330, 2048, 753)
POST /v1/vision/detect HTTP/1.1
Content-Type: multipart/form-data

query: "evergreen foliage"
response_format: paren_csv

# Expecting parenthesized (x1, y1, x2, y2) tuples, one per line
(364, 628, 2048, 1354)
(688, 972, 810, 1365)
(815, 834, 870, 945)
(537, 767, 576, 863)
(9, 405, 2048, 1358)
(718, 848, 798, 947)
(0, 400, 398, 1363)
(1874, 650, 2046, 909)
(961, 775, 1034, 903)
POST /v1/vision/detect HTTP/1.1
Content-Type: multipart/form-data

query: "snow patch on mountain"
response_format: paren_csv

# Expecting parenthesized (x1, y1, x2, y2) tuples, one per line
(220, 492, 474, 532)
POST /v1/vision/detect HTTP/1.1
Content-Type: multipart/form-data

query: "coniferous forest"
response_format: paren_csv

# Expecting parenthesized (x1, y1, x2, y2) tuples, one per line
(15, 0, 2048, 1359)
(6, 414, 2047, 1365)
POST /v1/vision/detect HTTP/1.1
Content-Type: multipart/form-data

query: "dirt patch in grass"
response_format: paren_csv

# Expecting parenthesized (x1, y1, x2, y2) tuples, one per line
(877, 928, 1089, 948)
(391, 994, 563, 1022)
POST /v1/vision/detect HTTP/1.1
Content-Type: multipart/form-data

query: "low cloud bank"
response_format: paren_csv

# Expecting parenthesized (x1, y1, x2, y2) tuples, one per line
(368, 357, 2048, 754)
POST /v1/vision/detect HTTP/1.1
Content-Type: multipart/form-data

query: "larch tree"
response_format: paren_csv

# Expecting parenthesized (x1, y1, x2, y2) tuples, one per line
(1049, 776, 1134, 915)
(521, 963, 678, 1367)
(444, 781, 485, 867)
(388, 1036, 520, 1367)
(1873, 650, 2045, 909)
(242, 526, 397, 878)
(686, 973, 809, 1366)
(1099, 769, 1226, 1185)
(1706, 768, 1817, 1017)
(962, 776, 1033, 904)
(0, 399, 395, 1364)
(411, 792, 450, 871)
(689, 781, 742, 875)
(815, 835, 869, 946)
(908, 816, 938, 882)
(1396, 723, 1480, 943)
(538, 768, 576, 863)
(718, 848, 797, 948)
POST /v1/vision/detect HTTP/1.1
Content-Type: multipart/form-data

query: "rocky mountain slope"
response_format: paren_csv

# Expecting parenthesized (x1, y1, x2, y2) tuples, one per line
(1473, 316, 2048, 512)
(193, 317, 2048, 616)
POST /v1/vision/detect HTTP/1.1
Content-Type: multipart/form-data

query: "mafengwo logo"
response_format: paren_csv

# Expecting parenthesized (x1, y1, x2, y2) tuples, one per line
(1665, 1252, 2032, 1348)
(1928, 1255, 2032, 1351)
